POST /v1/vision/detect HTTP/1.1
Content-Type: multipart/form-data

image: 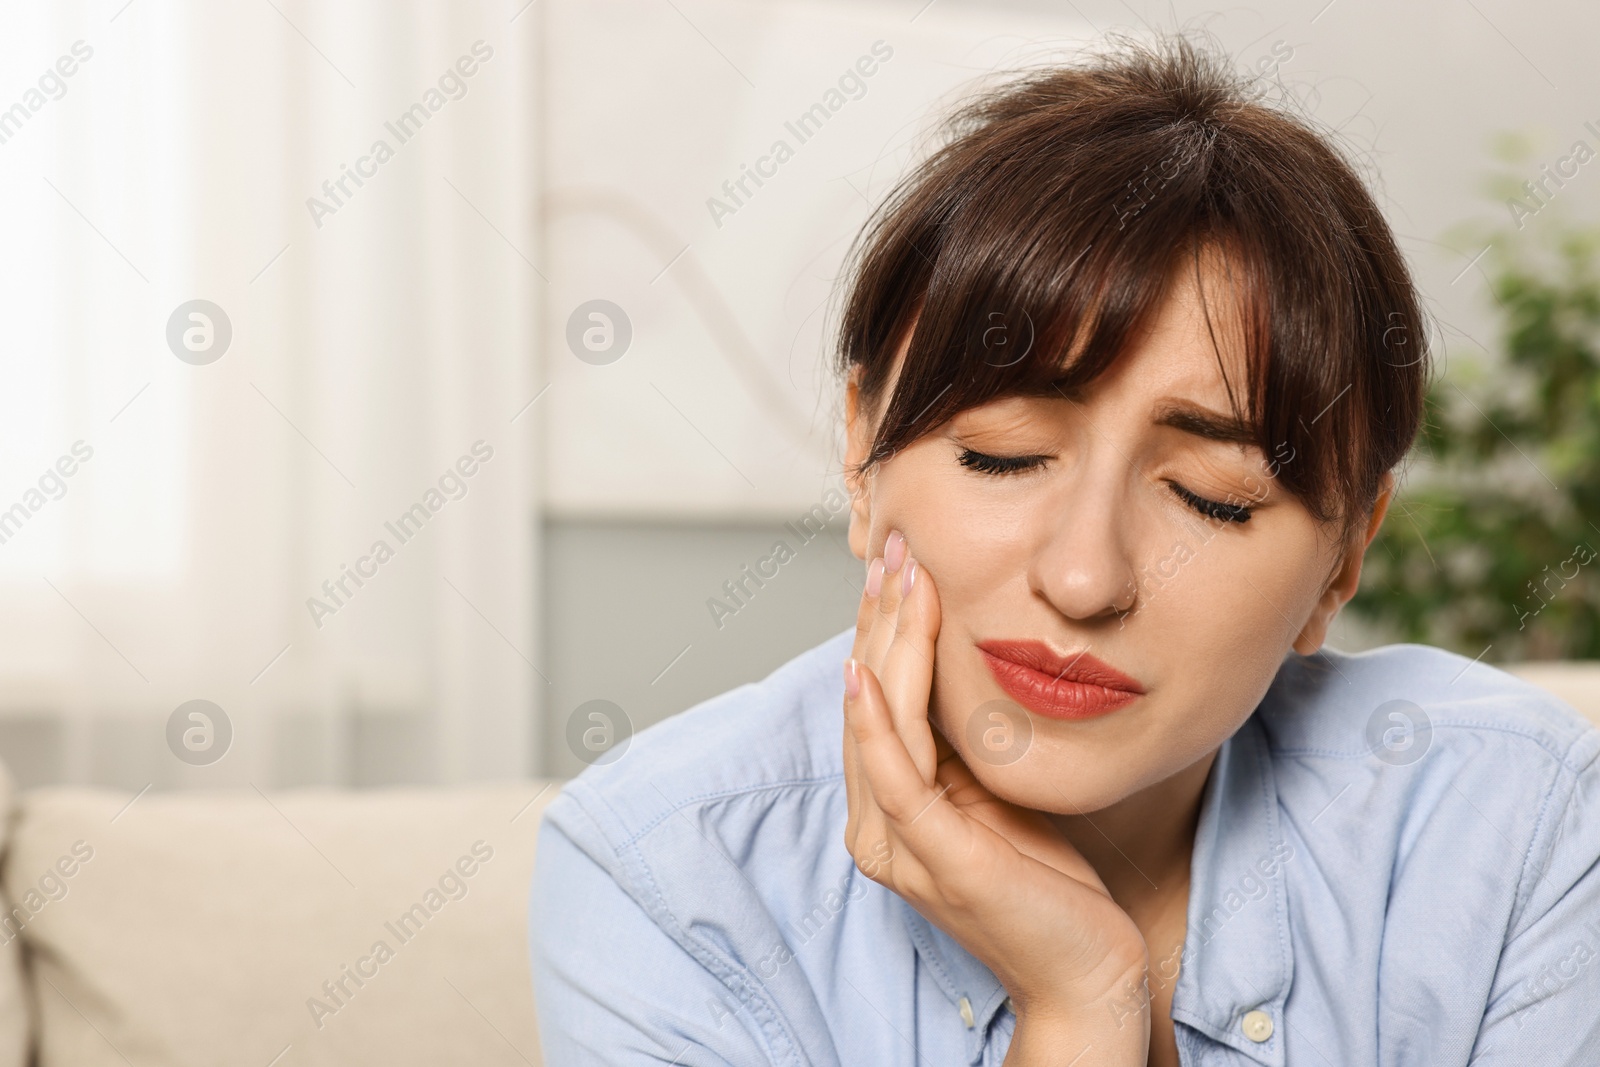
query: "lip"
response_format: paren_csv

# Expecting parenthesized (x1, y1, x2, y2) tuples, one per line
(976, 639, 1145, 721)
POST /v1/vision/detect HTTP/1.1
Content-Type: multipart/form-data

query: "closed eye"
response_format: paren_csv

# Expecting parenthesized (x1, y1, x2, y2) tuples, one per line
(1168, 480, 1253, 524)
(958, 449, 1255, 524)
(956, 448, 1048, 476)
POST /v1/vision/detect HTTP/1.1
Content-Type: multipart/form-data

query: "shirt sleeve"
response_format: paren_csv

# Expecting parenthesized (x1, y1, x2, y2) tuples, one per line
(529, 811, 776, 1066)
(1468, 747, 1600, 1065)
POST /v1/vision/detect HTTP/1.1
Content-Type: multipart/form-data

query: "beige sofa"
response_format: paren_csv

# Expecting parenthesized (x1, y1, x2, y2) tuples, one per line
(0, 775, 562, 1067)
(0, 662, 1594, 1067)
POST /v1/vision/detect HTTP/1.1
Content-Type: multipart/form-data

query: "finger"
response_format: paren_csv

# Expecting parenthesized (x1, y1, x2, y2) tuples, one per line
(842, 715, 860, 844)
(857, 530, 920, 719)
(842, 658, 892, 862)
(842, 659, 933, 892)
(842, 657, 866, 845)
(851, 555, 887, 664)
(845, 551, 889, 839)
(846, 657, 977, 858)
(862, 529, 909, 670)
(876, 552, 942, 778)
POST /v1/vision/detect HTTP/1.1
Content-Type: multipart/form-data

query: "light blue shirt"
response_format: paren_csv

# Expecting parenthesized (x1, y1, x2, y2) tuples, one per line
(530, 627, 1600, 1065)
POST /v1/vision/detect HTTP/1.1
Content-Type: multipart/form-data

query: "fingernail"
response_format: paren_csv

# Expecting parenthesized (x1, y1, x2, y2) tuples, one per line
(884, 530, 906, 574)
(865, 557, 884, 597)
(844, 658, 861, 699)
(902, 557, 917, 596)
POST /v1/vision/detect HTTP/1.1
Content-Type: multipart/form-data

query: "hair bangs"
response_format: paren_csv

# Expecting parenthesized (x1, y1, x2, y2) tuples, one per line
(839, 36, 1428, 534)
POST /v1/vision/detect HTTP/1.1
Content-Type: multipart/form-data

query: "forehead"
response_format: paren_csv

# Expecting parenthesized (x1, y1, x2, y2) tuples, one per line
(866, 245, 1260, 437)
(1098, 252, 1254, 405)
(939, 254, 1264, 459)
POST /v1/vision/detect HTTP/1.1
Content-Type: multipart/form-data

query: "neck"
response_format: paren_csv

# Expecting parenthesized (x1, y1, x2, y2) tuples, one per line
(1047, 750, 1216, 909)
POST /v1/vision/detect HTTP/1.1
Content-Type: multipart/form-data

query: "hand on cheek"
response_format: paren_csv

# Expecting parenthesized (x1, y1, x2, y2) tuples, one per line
(841, 530, 1151, 1064)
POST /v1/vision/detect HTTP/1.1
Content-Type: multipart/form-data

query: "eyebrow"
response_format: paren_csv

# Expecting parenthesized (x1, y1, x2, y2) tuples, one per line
(1048, 381, 1256, 446)
(1151, 398, 1257, 446)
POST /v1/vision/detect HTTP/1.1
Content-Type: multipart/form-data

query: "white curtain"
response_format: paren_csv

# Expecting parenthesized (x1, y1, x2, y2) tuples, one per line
(0, 1, 540, 787)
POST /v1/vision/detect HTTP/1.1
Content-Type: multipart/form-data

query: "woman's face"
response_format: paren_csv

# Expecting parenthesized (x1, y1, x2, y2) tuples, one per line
(844, 260, 1392, 814)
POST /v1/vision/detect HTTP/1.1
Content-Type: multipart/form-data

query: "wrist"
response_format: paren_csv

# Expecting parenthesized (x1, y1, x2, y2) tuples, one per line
(1010, 947, 1151, 1024)
(1005, 1009, 1148, 1067)
(1005, 964, 1152, 1067)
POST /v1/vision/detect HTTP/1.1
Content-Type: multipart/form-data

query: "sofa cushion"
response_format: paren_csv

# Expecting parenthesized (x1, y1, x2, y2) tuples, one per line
(0, 759, 29, 1067)
(1502, 661, 1600, 727)
(5, 781, 559, 1067)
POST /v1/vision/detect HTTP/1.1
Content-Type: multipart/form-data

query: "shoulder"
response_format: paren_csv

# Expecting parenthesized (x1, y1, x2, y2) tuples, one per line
(1258, 641, 1600, 931)
(531, 627, 867, 1066)
(1256, 641, 1599, 772)
(533, 625, 873, 1057)
(542, 625, 856, 867)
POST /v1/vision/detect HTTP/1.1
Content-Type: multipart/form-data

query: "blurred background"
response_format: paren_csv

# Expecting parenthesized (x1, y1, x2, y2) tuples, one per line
(0, 0, 1596, 790)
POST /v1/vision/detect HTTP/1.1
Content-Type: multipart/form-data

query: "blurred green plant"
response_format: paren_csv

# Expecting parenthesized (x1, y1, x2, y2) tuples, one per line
(1352, 148, 1600, 661)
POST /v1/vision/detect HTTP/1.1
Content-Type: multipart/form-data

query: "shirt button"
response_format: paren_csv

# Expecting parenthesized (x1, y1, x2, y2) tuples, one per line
(958, 996, 974, 1028)
(1241, 1009, 1274, 1042)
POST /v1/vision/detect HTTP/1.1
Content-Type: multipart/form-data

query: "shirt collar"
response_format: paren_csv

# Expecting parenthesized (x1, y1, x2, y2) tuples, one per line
(898, 711, 1293, 1066)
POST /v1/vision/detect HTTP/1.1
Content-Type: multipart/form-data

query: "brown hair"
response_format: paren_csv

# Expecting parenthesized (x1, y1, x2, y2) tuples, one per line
(837, 34, 1428, 536)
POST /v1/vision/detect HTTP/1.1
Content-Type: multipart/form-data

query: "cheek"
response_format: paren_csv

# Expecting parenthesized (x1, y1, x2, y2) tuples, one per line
(1171, 526, 1327, 631)
(920, 507, 1031, 606)
(870, 457, 1034, 604)
(1148, 528, 1328, 701)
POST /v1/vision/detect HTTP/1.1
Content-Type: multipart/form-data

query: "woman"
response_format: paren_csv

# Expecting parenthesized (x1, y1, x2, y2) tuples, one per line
(531, 35, 1600, 1066)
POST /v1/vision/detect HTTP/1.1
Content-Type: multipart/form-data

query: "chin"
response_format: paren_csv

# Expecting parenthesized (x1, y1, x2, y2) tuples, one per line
(939, 717, 1150, 815)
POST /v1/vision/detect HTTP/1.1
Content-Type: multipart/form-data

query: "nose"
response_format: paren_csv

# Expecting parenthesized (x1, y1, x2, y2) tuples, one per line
(1028, 458, 1141, 622)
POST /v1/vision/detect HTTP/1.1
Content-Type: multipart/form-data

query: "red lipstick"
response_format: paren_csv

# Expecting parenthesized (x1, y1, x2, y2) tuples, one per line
(976, 639, 1145, 720)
